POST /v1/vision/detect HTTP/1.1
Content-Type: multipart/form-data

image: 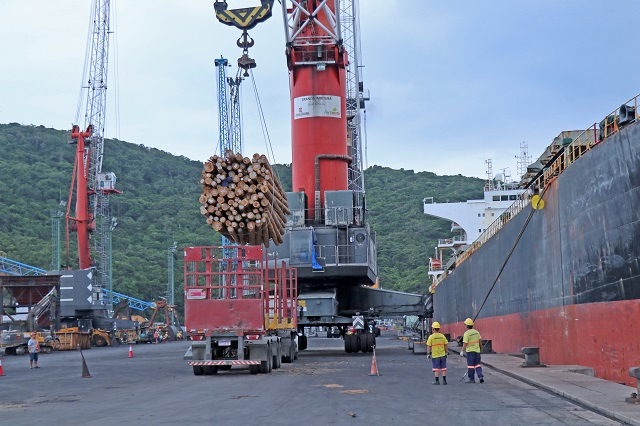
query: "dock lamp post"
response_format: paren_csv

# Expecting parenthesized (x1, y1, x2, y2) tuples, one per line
(168, 241, 178, 325)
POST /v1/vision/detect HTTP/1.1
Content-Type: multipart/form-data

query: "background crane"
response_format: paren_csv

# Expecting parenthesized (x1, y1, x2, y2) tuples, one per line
(66, 0, 119, 308)
(214, 57, 244, 250)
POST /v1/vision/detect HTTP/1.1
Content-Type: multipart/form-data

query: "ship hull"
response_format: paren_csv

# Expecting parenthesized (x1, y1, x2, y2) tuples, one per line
(436, 121, 640, 386)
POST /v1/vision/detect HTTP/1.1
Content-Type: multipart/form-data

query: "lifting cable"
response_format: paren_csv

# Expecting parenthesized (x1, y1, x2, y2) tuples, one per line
(472, 141, 571, 321)
(473, 185, 549, 322)
(248, 69, 282, 213)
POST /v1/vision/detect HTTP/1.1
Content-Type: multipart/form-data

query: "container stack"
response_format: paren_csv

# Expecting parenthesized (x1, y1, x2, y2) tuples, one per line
(199, 151, 289, 247)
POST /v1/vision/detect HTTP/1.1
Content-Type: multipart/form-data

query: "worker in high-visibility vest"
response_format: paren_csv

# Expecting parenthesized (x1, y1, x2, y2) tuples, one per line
(460, 318, 485, 383)
(426, 321, 449, 385)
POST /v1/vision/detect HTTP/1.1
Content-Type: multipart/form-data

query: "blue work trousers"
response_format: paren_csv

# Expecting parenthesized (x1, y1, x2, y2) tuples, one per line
(466, 351, 483, 381)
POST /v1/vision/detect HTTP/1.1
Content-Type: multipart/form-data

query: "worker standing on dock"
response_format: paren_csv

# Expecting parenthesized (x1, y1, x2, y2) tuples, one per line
(28, 332, 40, 369)
(461, 318, 484, 383)
(426, 322, 448, 385)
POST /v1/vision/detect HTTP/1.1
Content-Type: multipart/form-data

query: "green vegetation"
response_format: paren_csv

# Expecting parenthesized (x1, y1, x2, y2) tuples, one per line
(0, 123, 484, 306)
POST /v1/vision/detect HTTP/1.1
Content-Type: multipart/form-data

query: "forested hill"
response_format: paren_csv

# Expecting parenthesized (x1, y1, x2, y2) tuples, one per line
(0, 122, 484, 304)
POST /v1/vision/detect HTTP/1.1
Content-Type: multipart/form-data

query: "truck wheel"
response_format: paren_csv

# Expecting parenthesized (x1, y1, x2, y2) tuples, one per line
(299, 336, 308, 351)
(273, 343, 282, 369)
(249, 365, 260, 375)
(193, 365, 204, 376)
(203, 366, 218, 375)
(259, 346, 272, 374)
(283, 340, 294, 363)
(374, 326, 381, 337)
(345, 334, 354, 353)
(364, 333, 374, 353)
(326, 330, 332, 338)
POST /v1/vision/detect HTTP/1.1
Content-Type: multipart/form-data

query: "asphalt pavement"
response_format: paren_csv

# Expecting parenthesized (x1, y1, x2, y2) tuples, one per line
(0, 333, 638, 425)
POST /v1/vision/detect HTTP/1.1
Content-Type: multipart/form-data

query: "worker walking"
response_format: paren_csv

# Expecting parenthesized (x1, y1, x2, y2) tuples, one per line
(460, 318, 484, 383)
(426, 321, 449, 385)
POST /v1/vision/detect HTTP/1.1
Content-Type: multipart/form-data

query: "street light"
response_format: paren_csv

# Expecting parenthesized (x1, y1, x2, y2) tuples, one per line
(168, 241, 178, 325)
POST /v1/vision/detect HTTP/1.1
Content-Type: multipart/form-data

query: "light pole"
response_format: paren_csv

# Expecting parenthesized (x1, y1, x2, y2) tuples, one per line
(168, 241, 178, 325)
(107, 216, 118, 310)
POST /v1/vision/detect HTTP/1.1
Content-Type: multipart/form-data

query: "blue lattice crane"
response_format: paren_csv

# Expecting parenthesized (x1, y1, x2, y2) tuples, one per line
(214, 57, 243, 250)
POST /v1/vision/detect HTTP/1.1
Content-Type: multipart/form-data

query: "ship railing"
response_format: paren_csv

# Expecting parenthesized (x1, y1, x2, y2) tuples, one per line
(437, 236, 465, 246)
(453, 194, 531, 269)
(529, 94, 639, 195)
(438, 94, 640, 282)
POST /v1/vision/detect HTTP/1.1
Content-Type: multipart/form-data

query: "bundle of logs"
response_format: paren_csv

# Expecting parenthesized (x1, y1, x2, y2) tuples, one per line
(199, 151, 289, 247)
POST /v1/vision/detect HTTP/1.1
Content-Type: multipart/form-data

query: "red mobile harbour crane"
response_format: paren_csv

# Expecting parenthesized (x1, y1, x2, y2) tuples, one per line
(271, 0, 433, 353)
(62, 0, 138, 337)
(185, 246, 298, 374)
(208, 0, 433, 356)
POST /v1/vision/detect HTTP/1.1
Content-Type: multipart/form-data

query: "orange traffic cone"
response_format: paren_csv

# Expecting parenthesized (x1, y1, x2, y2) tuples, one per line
(0, 358, 5, 376)
(369, 345, 380, 376)
(128, 345, 134, 358)
(80, 350, 91, 378)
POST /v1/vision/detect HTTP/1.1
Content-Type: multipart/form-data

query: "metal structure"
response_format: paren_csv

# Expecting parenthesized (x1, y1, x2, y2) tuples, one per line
(213, 0, 431, 355)
(167, 241, 178, 323)
(340, 0, 369, 218)
(0, 257, 46, 276)
(50, 205, 64, 271)
(102, 289, 155, 312)
(185, 246, 298, 375)
(67, 0, 119, 299)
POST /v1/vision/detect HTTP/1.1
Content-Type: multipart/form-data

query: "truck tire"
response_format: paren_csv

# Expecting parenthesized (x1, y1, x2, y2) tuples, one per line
(299, 335, 308, 351)
(344, 334, 354, 353)
(249, 365, 260, 375)
(193, 365, 204, 376)
(203, 366, 218, 375)
(273, 342, 282, 370)
(259, 346, 273, 374)
(259, 359, 269, 374)
(283, 340, 294, 363)
(363, 333, 374, 353)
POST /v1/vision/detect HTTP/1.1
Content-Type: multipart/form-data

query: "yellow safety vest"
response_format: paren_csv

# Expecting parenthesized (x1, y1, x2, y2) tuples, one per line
(463, 329, 482, 353)
(426, 332, 448, 358)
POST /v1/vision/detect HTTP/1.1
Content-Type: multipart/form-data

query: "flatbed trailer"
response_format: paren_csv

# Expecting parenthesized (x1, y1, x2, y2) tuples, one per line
(184, 246, 298, 375)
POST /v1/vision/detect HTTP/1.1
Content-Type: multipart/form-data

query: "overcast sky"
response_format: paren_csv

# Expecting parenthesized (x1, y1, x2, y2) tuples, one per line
(1, 0, 639, 180)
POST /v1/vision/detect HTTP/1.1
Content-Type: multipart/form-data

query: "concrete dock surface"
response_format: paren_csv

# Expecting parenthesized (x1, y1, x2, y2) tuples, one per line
(447, 343, 640, 426)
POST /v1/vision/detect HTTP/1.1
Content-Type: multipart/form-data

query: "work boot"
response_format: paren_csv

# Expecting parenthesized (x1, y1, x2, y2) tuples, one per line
(467, 379, 475, 383)
(479, 378, 484, 383)
(432, 380, 440, 385)
(442, 378, 448, 385)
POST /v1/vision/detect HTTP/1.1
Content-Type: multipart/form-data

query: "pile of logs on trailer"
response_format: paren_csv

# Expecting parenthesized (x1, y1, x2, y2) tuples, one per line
(199, 151, 289, 247)
(184, 246, 298, 375)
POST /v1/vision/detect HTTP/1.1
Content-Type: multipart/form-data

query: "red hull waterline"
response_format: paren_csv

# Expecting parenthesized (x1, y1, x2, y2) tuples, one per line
(442, 300, 640, 387)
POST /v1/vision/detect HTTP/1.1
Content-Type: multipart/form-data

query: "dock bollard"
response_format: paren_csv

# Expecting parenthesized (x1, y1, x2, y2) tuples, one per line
(626, 367, 640, 404)
(521, 347, 541, 367)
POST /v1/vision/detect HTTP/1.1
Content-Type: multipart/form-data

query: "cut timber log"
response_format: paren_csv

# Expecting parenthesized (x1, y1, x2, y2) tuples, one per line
(199, 150, 289, 246)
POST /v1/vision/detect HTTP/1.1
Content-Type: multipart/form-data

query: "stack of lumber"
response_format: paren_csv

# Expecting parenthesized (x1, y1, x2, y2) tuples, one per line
(199, 151, 289, 247)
